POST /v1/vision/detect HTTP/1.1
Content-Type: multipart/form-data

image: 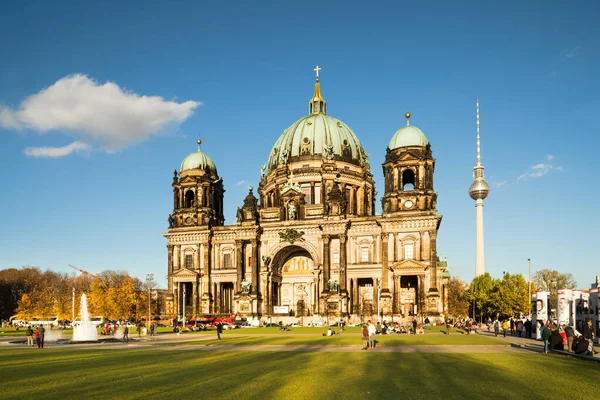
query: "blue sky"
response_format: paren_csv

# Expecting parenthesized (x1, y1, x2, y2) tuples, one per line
(1, 0, 598, 289)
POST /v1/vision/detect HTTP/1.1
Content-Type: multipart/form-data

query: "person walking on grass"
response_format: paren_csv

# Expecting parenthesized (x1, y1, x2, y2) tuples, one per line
(122, 324, 129, 343)
(361, 324, 369, 350)
(493, 318, 500, 337)
(216, 322, 223, 340)
(367, 320, 376, 350)
(26, 326, 34, 347)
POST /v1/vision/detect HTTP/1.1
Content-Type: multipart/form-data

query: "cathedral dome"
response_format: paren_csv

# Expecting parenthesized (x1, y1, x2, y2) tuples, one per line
(267, 113, 368, 172)
(388, 112, 429, 150)
(180, 139, 217, 173)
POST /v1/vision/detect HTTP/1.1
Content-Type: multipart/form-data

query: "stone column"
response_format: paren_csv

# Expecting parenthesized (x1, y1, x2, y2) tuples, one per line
(194, 244, 201, 270)
(235, 240, 243, 292)
(418, 275, 425, 315)
(173, 246, 180, 270)
(429, 232, 438, 292)
(399, 239, 404, 260)
(373, 277, 379, 318)
(167, 245, 174, 291)
(422, 231, 430, 261)
(393, 275, 399, 314)
(313, 270, 320, 313)
(251, 240, 260, 295)
(322, 235, 331, 290)
(197, 186, 203, 207)
(339, 234, 347, 292)
(351, 278, 358, 314)
(381, 233, 390, 292)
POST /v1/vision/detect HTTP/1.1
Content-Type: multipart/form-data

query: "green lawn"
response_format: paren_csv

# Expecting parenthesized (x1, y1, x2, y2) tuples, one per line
(0, 347, 597, 399)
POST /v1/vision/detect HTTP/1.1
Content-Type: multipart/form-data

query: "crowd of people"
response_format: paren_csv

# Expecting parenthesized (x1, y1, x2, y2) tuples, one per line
(540, 318, 597, 356)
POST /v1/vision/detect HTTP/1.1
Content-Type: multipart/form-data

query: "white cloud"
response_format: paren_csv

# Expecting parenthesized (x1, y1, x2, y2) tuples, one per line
(235, 180, 247, 186)
(546, 154, 554, 160)
(495, 180, 508, 189)
(518, 160, 564, 181)
(0, 74, 200, 154)
(24, 141, 91, 158)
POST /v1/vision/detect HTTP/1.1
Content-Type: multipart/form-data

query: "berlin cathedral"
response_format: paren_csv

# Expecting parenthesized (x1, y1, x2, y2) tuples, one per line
(164, 68, 450, 323)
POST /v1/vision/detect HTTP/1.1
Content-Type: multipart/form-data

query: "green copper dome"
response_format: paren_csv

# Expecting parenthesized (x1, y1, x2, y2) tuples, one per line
(180, 139, 217, 173)
(388, 113, 429, 149)
(267, 113, 368, 172)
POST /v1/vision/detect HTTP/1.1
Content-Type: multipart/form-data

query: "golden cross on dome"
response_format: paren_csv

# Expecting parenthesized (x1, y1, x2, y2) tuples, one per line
(314, 65, 321, 79)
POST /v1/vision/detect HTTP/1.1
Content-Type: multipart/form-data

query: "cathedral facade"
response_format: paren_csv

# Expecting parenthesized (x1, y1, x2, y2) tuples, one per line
(164, 71, 449, 323)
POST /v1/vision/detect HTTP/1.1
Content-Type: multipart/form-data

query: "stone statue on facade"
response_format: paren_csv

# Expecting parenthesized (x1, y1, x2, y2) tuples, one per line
(280, 149, 288, 164)
(323, 144, 334, 161)
(260, 163, 266, 179)
(262, 255, 271, 267)
(168, 214, 174, 228)
(241, 279, 251, 294)
(288, 202, 297, 220)
(236, 207, 243, 223)
(328, 279, 339, 292)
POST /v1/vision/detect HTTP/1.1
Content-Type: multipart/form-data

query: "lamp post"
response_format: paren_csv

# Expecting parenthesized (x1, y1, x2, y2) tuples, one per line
(146, 274, 154, 329)
(551, 280, 557, 323)
(527, 258, 531, 314)
(72, 287, 75, 325)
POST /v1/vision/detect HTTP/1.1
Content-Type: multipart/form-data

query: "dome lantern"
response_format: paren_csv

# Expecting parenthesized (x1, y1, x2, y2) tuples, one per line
(309, 65, 326, 115)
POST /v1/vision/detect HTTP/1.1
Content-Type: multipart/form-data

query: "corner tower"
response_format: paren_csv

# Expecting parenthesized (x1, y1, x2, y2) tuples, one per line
(169, 139, 225, 228)
(468, 100, 490, 277)
(382, 112, 437, 215)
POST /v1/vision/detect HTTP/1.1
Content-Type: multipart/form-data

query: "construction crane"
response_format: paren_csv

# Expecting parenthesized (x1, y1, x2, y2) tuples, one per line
(68, 264, 99, 278)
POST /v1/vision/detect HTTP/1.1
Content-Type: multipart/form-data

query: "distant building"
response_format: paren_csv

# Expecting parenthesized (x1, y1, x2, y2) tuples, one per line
(164, 69, 449, 322)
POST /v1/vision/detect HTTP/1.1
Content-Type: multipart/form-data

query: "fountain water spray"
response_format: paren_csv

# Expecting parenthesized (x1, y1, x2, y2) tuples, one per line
(72, 293, 98, 341)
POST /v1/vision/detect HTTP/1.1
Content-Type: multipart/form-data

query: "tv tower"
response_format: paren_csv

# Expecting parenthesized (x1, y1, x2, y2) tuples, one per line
(469, 99, 490, 277)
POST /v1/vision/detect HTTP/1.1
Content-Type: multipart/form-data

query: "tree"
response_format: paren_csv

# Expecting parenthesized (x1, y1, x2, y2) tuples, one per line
(532, 269, 577, 291)
(446, 277, 469, 317)
(466, 273, 497, 320)
(532, 269, 577, 310)
(87, 271, 143, 321)
(495, 273, 529, 317)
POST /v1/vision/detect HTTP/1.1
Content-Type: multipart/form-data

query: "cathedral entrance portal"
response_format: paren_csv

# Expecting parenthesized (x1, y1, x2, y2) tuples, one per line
(269, 245, 317, 318)
(400, 276, 419, 317)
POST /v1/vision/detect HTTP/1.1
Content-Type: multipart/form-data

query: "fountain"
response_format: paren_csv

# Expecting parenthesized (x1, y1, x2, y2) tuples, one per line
(73, 293, 98, 341)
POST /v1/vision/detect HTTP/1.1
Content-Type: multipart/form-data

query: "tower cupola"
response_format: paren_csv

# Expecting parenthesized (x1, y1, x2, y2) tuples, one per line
(382, 111, 437, 214)
(169, 138, 225, 229)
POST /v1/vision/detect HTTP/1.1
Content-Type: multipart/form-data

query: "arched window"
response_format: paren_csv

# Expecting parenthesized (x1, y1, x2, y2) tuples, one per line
(402, 169, 415, 191)
(185, 190, 195, 208)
